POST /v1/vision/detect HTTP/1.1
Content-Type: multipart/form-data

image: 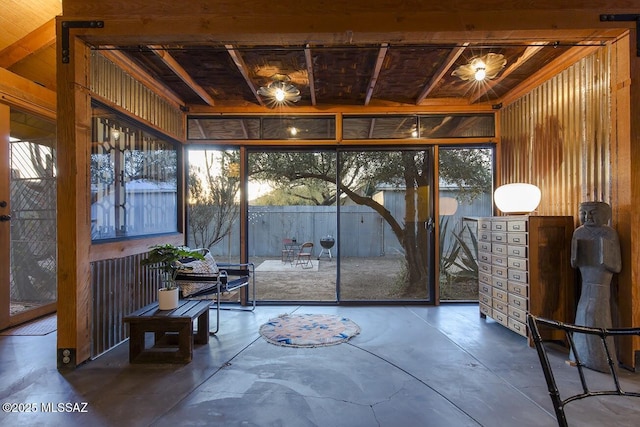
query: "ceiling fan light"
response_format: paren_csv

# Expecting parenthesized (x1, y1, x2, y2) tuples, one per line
(258, 74, 301, 105)
(474, 67, 486, 81)
(452, 53, 506, 82)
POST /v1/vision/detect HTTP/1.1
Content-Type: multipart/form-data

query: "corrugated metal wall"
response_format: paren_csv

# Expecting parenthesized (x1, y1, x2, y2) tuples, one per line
(90, 252, 158, 358)
(90, 52, 184, 139)
(500, 46, 611, 219)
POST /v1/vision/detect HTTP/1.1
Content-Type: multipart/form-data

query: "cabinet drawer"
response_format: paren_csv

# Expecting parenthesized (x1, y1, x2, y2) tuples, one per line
(479, 230, 491, 242)
(507, 245, 527, 258)
(492, 243, 507, 255)
(507, 220, 527, 232)
(507, 257, 528, 271)
(479, 220, 491, 231)
(491, 232, 507, 243)
(479, 292, 492, 307)
(492, 265, 508, 279)
(507, 232, 527, 245)
(479, 241, 491, 252)
(492, 254, 507, 267)
(508, 281, 528, 298)
(508, 269, 528, 283)
(479, 302, 492, 317)
(492, 299, 508, 315)
(492, 276, 508, 291)
(478, 252, 492, 264)
(493, 309, 509, 327)
(508, 317, 528, 337)
(479, 281, 492, 296)
(479, 271, 492, 286)
(479, 261, 492, 275)
(492, 287, 508, 303)
(508, 306, 527, 324)
(508, 293, 528, 311)
(491, 221, 507, 232)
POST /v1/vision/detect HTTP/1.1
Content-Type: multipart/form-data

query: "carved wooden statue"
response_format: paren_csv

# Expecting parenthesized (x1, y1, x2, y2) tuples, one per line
(571, 201, 622, 372)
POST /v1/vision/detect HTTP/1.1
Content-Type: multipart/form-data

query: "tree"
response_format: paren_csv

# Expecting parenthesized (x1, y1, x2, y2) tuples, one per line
(187, 151, 240, 250)
(250, 148, 491, 296)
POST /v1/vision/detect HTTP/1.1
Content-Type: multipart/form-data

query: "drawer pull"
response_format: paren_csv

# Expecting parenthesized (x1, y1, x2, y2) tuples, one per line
(513, 311, 520, 318)
(513, 237, 521, 242)
(496, 247, 503, 253)
(495, 236, 503, 241)
(513, 323, 522, 331)
(495, 224, 503, 230)
(515, 288, 521, 294)
(513, 274, 520, 280)
(514, 300, 521, 306)
(513, 249, 521, 255)
(512, 224, 521, 230)
(513, 262, 521, 267)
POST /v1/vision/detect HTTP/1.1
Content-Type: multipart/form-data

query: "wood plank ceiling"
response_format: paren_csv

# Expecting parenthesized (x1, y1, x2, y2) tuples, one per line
(0, 0, 621, 112)
(113, 42, 583, 109)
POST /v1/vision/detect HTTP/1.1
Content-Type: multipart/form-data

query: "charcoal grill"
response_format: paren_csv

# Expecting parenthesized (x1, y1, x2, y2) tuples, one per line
(318, 236, 335, 260)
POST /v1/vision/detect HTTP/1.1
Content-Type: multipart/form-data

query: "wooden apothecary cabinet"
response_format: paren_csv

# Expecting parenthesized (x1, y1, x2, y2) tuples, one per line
(477, 215, 576, 343)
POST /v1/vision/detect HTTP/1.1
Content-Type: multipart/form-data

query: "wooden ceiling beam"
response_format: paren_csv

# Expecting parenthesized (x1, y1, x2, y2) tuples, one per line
(364, 43, 388, 106)
(499, 44, 601, 107)
(225, 44, 265, 107)
(100, 48, 185, 108)
(468, 43, 547, 104)
(304, 44, 317, 106)
(148, 44, 217, 106)
(0, 18, 56, 68)
(416, 43, 469, 105)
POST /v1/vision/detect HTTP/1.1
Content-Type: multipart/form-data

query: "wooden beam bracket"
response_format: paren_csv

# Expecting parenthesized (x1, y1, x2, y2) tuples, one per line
(600, 14, 640, 56)
(61, 20, 104, 63)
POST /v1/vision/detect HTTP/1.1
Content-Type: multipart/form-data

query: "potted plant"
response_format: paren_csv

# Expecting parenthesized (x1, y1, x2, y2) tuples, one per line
(140, 244, 204, 310)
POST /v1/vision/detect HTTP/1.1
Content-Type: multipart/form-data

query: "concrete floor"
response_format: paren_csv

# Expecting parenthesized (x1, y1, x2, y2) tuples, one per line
(1, 304, 639, 426)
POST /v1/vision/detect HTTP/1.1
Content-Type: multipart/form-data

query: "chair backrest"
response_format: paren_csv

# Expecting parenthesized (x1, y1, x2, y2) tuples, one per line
(299, 242, 313, 253)
(527, 314, 640, 427)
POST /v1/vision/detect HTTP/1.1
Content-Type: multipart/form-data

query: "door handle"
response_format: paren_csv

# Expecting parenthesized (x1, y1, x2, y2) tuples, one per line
(426, 217, 434, 232)
(0, 214, 11, 222)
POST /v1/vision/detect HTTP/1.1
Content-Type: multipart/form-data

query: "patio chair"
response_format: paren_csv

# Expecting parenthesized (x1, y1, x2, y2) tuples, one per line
(282, 238, 298, 263)
(295, 242, 314, 268)
(173, 248, 256, 334)
(527, 314, 640, 427)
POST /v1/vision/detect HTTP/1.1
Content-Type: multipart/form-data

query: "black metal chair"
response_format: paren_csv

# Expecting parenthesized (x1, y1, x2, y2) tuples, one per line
(174, 249, 256, 335)
(527, 314, 640, 427)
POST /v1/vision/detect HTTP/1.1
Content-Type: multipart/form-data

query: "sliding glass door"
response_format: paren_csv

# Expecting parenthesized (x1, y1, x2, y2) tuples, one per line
(338, 149, 435, 302)
(248, 150, 337, 302)
(186, 144, 491, 304)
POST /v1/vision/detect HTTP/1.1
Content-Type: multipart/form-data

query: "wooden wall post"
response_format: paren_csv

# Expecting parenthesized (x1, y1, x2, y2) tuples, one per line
(622, 29, 640, 368)
(608, 31, 640, 369)
(56, 21, 93, 369)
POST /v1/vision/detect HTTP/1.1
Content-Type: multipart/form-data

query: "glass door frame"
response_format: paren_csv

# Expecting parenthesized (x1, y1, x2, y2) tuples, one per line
(0, 102, 57, 330)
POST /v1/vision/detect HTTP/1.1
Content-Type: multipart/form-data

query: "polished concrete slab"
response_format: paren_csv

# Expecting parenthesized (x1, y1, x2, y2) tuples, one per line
(1, 304, 639, 426)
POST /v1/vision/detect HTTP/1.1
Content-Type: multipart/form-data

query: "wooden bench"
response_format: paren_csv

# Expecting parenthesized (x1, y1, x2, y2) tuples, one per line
(124, 299, 211, 363)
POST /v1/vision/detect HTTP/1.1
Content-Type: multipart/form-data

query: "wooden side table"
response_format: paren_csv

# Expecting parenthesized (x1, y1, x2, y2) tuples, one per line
(124, 299, 211, 363)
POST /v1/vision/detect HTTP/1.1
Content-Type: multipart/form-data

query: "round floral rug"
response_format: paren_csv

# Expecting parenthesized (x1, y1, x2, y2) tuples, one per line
(259, 313, 361, 347)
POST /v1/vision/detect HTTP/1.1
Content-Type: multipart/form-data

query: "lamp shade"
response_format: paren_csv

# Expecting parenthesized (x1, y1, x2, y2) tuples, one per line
(494, 183, 541, 214)
(439, 197, 458, 216)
